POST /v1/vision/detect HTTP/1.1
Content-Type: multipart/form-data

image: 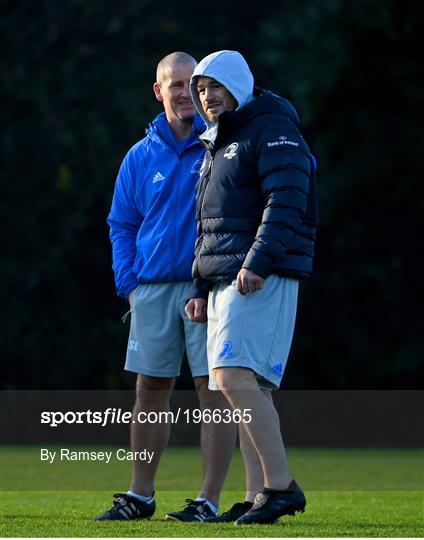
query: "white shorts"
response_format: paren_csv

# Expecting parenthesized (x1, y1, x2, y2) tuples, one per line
(125, 282, 208, 378)
(207, 275, 299, 390)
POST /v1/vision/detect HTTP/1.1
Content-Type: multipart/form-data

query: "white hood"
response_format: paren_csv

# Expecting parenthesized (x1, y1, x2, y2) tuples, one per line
(190, 50, 254, 141)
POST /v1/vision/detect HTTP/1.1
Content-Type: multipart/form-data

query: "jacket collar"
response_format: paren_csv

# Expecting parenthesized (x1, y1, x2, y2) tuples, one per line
(147, 112, 205, 152)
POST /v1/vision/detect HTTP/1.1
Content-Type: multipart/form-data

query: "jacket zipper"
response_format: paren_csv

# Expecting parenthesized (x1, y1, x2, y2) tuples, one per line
(200, 154, 214, 220)
(194, 153, 214, 278)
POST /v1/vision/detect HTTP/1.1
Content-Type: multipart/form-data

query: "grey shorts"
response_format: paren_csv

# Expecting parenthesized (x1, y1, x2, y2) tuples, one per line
(124, 282, 208, 378)
(207, 275, 299, 390)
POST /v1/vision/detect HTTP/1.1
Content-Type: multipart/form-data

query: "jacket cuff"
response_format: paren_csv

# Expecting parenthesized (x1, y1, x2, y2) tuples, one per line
(242, 250, 271, 279)
(186, 280, 210, 302)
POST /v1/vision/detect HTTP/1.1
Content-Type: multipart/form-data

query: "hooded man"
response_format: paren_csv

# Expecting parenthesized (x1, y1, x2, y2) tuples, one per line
(186, 50, 319, 525)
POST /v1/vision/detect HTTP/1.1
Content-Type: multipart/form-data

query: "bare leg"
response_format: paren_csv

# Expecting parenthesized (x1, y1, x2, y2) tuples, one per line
(214, 367, 293, 490)
(238, 392, 273, 501)
(129, 374, 174, 496)
(194, 376, 237, 507)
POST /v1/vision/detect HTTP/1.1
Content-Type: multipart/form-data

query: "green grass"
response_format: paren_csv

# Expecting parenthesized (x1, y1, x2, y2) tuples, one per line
(1, 446, 423, 537)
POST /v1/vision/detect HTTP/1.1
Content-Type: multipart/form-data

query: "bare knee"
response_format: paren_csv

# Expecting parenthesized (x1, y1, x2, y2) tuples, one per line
(194, 376, 213, 407)
(213, 367, 257, 393)
(135, 375, 174, 402)
(194, 375, 231, 408)
(193, 376, 209, 394)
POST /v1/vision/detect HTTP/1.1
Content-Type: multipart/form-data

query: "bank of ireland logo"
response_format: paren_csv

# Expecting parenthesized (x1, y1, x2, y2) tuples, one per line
(223, 142, 238, 160)
(219, 340, 235, 358)
(267, 135, 299, 148)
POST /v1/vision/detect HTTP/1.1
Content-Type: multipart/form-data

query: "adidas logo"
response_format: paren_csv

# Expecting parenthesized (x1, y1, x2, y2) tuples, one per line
(153, 171, 165, 183)
(271, 362, 283, 376)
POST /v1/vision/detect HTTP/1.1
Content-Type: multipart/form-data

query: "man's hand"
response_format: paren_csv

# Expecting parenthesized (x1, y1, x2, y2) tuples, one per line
(185, 298, 207, 323)
(236, 268, 265, 295)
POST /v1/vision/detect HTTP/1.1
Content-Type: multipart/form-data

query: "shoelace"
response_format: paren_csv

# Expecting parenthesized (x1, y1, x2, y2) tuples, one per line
(112, 493, 129, 504)
(181, 498, 209, 515)
(111, 494, 136, 510)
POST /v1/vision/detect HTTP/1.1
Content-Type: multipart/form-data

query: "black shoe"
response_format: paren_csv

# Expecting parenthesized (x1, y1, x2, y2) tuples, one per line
(95, 492, 156, 521)
(165, 498, 216, 522)
(235, 483, 306, 525)
(204, 501, 253, 522)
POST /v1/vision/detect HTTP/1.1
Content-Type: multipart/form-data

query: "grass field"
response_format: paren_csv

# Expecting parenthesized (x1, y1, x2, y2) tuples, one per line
(1, 446, 423, 537)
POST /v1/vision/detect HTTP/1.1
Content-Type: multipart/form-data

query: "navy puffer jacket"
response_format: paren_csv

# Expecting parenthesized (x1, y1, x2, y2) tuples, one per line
(193, 88, 318, 289)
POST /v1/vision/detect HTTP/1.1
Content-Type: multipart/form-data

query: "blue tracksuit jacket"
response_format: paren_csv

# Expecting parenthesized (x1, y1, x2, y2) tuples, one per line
(108, 113, 206, 299)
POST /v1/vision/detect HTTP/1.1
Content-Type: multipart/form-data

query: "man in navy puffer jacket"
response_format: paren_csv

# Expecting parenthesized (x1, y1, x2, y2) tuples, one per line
(97, 52, 235, 523)
(186, 50, 318, 525)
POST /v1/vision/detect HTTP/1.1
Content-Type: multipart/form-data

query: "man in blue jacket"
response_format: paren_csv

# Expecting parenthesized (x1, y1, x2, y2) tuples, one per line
(96, 52, 235, 522)
(186, 50, 318, 525)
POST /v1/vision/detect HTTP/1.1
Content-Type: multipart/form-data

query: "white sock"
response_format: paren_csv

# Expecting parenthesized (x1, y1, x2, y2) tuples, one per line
(195, 497, 218, 514)
(127, 490, 154, 503)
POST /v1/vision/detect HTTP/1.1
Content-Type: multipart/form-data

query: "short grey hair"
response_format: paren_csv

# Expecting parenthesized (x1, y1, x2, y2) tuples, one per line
(156, 52, 197, 83)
